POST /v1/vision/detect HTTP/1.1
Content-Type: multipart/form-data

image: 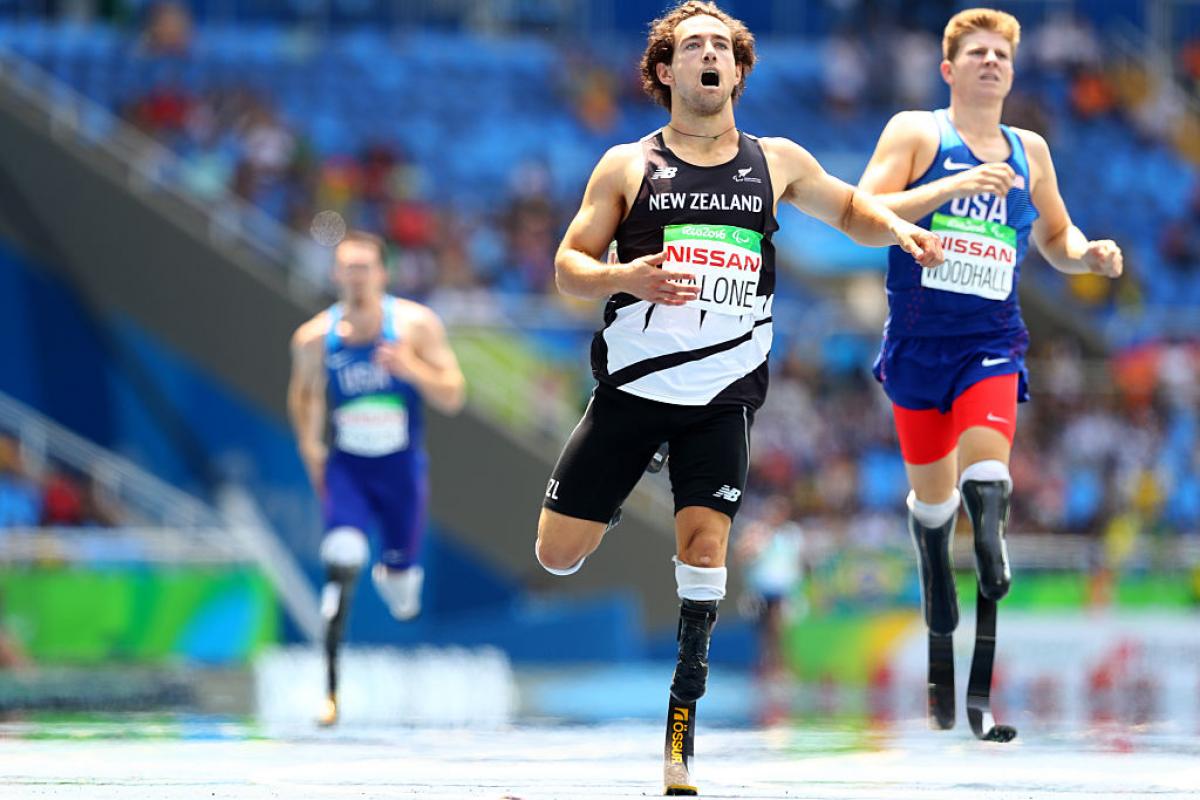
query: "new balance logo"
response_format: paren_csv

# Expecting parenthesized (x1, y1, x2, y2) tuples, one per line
(651, 167, 678, 180)
(732, 166, 762, 183)
(981, 356, 1010, 367)
(943, 156, 974, 171)
(713, 485, 742, 502)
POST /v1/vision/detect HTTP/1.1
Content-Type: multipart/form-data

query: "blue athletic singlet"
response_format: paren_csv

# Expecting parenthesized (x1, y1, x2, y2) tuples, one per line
(874, 109, 1039, 412)
(323, 295, 428, 569)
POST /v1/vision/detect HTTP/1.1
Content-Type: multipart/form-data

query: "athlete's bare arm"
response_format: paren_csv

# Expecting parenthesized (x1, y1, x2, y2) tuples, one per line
(288, 313, 330, 494)
(764, 136, 943, 266)
(1018, 129, 1123, 278)
(859, 111, 1017, 222)
(554, 144, 700, 305)
(373, 304, 466, 415)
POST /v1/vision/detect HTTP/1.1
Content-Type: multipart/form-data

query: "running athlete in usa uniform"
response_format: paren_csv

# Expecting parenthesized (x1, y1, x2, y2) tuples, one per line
(858, 8, 1122, 740)
(288, 230, 465, 727)
(535, 3, 942, 793)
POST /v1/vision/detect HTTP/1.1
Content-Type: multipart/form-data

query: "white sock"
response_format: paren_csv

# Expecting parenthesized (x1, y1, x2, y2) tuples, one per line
(960, 459, 1012, 491)
(372, 564, 423, 621)
(673, 556, 727, 601)
(907, 489, 960, 528)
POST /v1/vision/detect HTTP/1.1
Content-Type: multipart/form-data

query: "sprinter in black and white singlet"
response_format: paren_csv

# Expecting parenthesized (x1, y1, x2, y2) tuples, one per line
(531, 2, 943, 794)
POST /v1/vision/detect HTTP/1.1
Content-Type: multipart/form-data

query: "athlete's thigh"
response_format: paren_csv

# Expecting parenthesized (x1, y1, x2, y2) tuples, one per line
(952, 372, 1020, 456)
(905, 451, 959, 503)
(543, 384, 665, 525)
(668, 403, 752, 520)
(323, 454, 374, 534)
(365, 457, 428, 568)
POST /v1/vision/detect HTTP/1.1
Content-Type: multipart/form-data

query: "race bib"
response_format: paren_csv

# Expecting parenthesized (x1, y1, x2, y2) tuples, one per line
(335, 395, 409, 456)
(922, 213, 1016, 301)
(663, 223, 763, 316)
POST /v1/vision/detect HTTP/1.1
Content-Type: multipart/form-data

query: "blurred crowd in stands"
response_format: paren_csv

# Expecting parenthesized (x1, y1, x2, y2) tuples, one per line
(107, 3, 1200, 314)
(0, 432, 122, 528)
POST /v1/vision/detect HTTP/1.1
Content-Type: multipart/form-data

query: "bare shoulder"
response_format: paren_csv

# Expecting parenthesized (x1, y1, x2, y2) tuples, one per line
(1009, 126, 1051, 159)
(885, 109, 939, 138)
(759, 136, 821, 175)
(393, 297, 447, 336)
(868, 111, 939, 160)
(594, 140, 645, 187)
(291, 310, 330, 351)
(758, 135, 811, 159)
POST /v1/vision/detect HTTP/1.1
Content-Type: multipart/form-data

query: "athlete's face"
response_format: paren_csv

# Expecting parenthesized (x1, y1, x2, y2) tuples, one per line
(333, 240, 388, 303)
(942, 31, 1014, 102)
(658, 15, 740, 116)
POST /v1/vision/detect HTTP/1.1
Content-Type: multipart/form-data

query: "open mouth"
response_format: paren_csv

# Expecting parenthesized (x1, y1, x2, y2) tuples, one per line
(701, 70, 720, 87)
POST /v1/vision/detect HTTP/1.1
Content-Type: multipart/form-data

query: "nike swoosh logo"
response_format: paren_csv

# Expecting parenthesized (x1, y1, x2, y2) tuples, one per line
(943, 156, 974, 171)
(981, 357, 1010, 367)
(986, 412, 1010, 424)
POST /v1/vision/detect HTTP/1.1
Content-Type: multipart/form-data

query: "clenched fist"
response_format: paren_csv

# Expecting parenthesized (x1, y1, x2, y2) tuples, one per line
(1083, 239, 1123, 278)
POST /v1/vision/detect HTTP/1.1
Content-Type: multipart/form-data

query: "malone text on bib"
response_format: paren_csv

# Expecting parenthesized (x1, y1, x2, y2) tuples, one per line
(335, 395, 409, 456)
(922, 213, 1016, 301)
(663, 223, 763, 316)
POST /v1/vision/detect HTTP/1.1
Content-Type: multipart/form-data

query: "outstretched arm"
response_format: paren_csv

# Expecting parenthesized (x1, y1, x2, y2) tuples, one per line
(1023, 130, 1123, 277)
(859, 111, 1017, 222)
(770, 137, 943, 266)
(554, 145, 699, 305)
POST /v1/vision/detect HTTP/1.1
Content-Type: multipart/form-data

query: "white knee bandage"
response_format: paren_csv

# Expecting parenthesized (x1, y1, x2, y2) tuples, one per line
(535, 541, 586, 576)
(960, 460, 1012, 491)
(907, 489, 961, 528)
(320, 527, 369, 569)
(674, 556, 727, 601)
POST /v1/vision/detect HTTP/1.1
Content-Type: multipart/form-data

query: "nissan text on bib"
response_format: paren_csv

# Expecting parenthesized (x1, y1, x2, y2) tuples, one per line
(923, 213, 1016, 301)
(663, 223, 763, 316)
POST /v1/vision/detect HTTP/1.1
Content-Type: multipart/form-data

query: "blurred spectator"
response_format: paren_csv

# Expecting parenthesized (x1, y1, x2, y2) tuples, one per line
(736, 496, 808, 679)
(1069, 69, 1117, 119)
(0, 433, 41, 528)
(139, 1, 193, 56)
(823, 33, 868, 115)
(1030, 11, 1100, 75)
(890, 26, 940, 109)
(41, 463, 85, 526)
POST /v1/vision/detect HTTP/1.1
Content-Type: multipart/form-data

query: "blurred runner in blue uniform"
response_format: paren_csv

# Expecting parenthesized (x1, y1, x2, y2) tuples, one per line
(288, 230, 465, 726)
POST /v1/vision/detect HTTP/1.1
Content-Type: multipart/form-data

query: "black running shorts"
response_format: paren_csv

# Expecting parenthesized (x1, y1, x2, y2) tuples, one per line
(542, 382, 753, 523)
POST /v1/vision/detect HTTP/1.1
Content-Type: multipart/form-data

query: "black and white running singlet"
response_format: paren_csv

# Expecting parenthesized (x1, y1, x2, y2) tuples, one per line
(590, 129, 779, 410)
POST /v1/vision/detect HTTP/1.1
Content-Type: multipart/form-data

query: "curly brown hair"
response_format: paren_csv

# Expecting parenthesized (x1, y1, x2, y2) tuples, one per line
(639, 1, 756, 111)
